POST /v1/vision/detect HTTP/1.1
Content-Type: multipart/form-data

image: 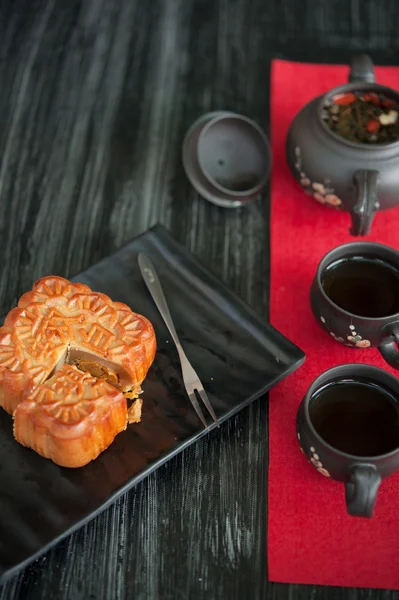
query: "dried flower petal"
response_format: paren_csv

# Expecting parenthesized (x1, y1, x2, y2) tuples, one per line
(363, 92, 381, 105)
(379, 110, 398, 125)
(366, 119, 380, 133)
(333, 93, 356, 105)
(382, 99, 396, 108)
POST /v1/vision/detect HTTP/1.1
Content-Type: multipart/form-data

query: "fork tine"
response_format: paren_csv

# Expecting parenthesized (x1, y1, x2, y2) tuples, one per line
(187, 390, 209, 428)
(196, 388, 219, 425)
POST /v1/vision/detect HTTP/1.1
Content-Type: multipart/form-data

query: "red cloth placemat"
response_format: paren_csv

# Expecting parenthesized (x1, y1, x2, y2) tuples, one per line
(268, 59, 399, 590)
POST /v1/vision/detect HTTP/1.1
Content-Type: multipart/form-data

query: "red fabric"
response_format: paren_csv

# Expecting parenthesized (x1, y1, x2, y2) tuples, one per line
(268, 60, 399, 590)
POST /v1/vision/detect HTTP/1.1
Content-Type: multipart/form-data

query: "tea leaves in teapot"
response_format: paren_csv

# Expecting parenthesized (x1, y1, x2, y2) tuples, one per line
(323, 91, 399, 144)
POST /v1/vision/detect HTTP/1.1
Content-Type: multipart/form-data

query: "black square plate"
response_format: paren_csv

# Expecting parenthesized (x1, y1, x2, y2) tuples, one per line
(0, 224, 304, 584)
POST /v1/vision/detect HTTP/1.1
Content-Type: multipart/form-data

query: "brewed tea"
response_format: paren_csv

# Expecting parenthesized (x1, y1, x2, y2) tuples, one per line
(309, 378, 399, 456)
(321, 255, 399, 318)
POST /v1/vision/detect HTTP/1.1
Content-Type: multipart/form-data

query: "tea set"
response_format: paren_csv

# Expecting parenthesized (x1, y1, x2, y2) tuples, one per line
(183, 54, 399, 519)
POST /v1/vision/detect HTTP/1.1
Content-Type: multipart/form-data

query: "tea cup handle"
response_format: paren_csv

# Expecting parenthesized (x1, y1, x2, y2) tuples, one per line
(345, 465, 381, 518)
(379, 324, 399, 368)
(350, 170, 380, 236)
(349, 54, 376, 84)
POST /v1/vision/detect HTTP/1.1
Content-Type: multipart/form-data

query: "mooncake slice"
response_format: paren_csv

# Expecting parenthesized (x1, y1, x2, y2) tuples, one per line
(0, 275, 157, 466)
(14, 364, 127, 467)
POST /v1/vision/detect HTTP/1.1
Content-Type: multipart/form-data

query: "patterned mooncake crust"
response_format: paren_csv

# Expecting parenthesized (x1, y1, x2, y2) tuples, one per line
(0, 276, 156, 414)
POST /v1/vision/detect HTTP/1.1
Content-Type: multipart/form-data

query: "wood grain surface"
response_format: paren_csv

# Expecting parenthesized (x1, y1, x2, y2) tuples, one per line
(0, 0, 399, 598)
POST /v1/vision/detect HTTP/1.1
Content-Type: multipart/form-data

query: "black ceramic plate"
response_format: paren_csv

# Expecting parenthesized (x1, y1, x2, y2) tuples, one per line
(0, 224, 304, 584)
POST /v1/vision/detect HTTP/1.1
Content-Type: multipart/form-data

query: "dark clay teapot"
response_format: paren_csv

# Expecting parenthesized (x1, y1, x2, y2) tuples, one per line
(286, 54, 399, 236)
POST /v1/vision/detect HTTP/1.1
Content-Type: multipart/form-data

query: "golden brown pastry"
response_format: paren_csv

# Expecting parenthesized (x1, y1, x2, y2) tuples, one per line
(14, 364, 128, 468)
(0, 275, 156, 467)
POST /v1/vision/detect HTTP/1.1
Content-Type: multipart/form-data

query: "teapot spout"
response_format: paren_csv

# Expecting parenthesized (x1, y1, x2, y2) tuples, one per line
(349, 54, 376, 84)
(350, 170, 380, 236)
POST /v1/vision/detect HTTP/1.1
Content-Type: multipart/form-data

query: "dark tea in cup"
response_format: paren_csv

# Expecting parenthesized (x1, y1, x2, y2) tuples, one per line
(309, 377, 399, 456)
(321, 255, 399, 318)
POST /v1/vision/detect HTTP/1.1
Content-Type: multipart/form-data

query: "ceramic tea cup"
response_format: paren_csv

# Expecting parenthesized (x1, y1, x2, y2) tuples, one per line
(311, 241, 399, 369)
(296, 364, 399, 517)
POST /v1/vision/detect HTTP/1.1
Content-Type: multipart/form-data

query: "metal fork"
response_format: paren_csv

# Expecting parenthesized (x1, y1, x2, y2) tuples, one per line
(138, 252, 219, 428)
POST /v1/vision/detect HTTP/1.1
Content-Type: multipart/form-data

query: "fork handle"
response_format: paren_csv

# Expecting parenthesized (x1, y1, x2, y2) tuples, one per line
(138, 253, 184, 352)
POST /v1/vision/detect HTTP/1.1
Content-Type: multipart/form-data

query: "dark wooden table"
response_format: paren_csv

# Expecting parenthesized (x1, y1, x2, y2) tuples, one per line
(0, 1, 399, 598)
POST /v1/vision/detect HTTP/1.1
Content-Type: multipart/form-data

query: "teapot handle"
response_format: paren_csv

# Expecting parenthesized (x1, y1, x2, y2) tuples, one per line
(350, 170, 380, 236)
(349, 54, 376, 84)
